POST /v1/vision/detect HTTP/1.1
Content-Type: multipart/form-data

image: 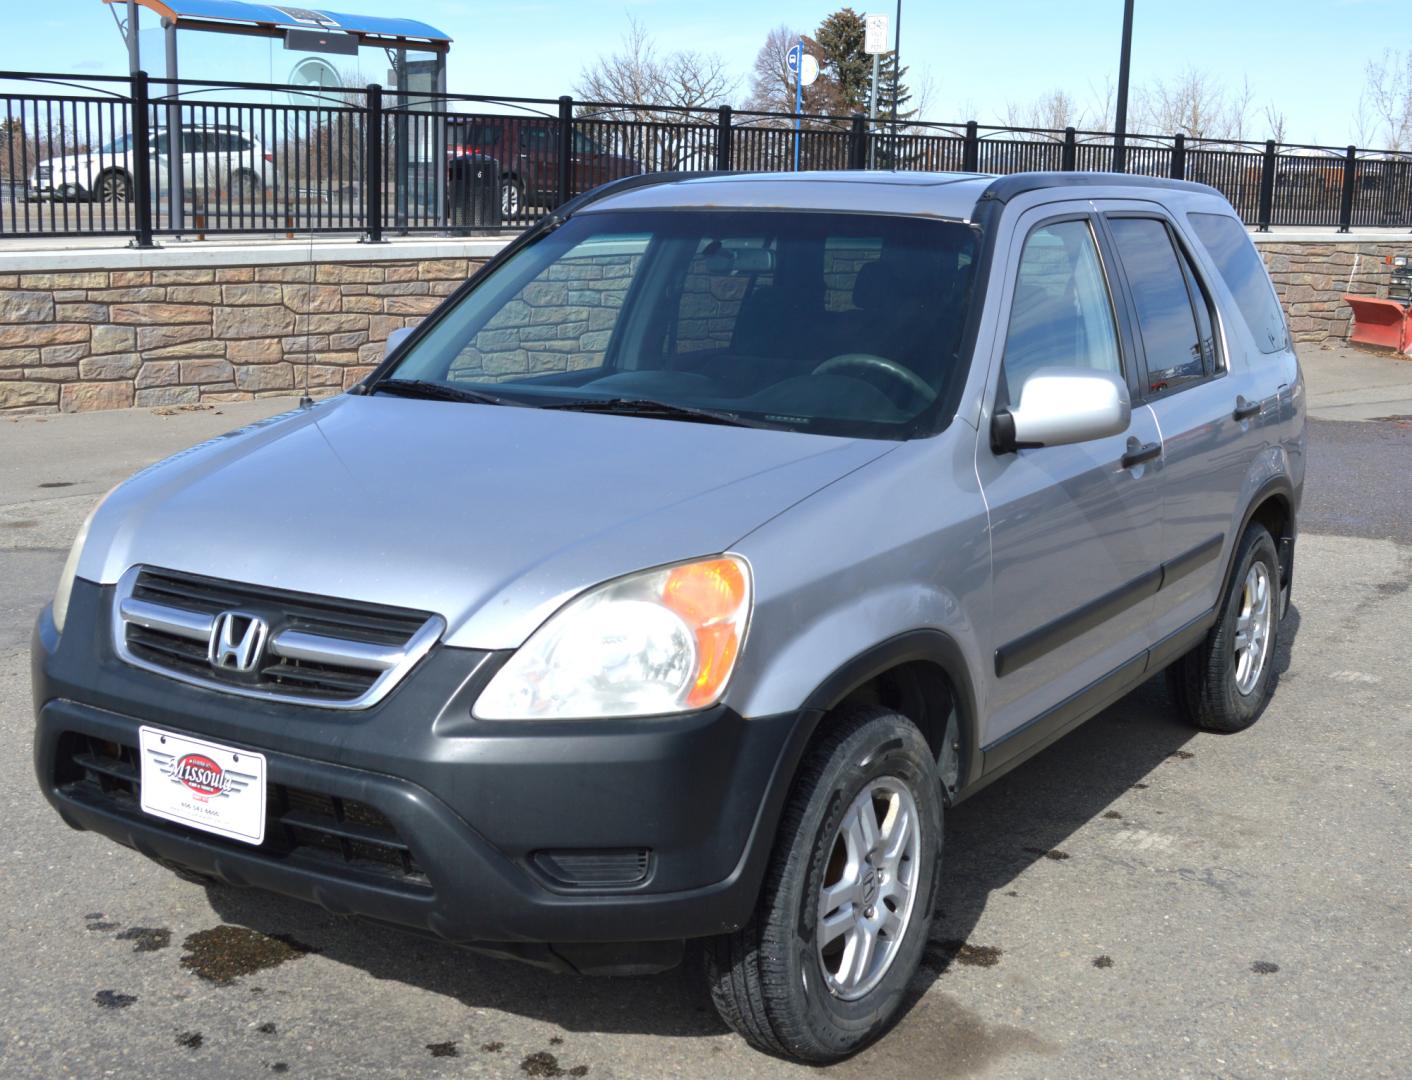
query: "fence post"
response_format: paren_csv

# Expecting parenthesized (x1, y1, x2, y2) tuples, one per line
(716, 105, 732, 170)
(365, 83, 384, 242)
(849, 114, 868, 170)
(128, 70, 155, 248)
(1256, 138, 1276, 232)
(1061, 127, 1076, 171)
(557, 96, 573, 208)
(1338, 145, 1356, 234)
(1171, 134, 1186, 181)
(963, 121, 979, 173)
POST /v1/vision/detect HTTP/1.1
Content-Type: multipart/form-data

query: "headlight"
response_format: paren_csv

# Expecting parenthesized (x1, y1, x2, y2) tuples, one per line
(474, 555, 752, 720)
(52, 490, 113, 634)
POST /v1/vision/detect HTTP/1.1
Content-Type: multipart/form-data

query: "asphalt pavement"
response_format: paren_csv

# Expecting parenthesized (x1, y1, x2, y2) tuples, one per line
(1, 352, 1409, 1079)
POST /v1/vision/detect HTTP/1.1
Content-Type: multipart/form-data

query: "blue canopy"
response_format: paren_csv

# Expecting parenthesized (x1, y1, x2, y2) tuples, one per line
(110, 1, 451, 45)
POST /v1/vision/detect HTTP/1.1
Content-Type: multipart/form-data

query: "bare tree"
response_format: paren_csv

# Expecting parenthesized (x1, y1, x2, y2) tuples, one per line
(1137, 66, 1248, 140)
(743, 25, 839, 119)
(1229, 75, 1255, 141)
(1085, 76, 1115, 133)
(571, 18, 738, 171)
(575, 17, 738, 119)
(1362, 48, 1412, 150)
(1003, 89, 1081, 132)
(1263, 104, 1288, 146)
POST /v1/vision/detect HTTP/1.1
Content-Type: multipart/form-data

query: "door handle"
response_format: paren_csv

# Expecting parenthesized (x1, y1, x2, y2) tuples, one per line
(1233, 396, 1262, 421)
(1121, 439, 1162, 469)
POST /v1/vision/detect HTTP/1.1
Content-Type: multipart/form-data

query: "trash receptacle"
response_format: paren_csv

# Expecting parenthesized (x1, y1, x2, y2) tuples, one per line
(448, 153, 502, 228)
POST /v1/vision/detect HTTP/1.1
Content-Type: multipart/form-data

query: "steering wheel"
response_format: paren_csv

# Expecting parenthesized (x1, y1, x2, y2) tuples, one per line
(812, 353, 937, 404)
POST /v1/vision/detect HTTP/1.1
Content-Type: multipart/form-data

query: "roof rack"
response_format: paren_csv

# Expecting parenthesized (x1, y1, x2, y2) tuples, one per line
(546, 170, 735, 222)
(978, 171, 1222, 205)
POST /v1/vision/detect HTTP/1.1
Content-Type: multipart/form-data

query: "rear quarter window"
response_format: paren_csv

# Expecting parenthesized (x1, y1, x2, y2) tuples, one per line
(1186, 212, 1289, 354)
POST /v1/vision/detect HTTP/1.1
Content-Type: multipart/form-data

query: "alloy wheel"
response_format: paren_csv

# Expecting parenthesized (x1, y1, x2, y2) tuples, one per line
(1233, 561, 1273, 695)
(816, 777, 922, 1001)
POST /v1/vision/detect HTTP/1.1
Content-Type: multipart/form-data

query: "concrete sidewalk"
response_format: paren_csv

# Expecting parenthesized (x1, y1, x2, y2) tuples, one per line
(1301, 341, 1412, 421)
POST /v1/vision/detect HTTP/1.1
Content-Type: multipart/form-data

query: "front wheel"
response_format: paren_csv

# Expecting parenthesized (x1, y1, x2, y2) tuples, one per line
(706, 706, 942, 1063)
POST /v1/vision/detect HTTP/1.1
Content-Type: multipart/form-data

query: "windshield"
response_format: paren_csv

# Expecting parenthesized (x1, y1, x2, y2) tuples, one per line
(382, 209, 981, 439)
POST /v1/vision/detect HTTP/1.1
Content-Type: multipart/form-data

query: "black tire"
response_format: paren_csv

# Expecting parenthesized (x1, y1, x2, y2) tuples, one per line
(230, 170, 260, 202)
(501, 176, 525, 219)
(1171, 524, 1281, 732)
(93, 170, 130, 204)
(706, 705, 943, 1063)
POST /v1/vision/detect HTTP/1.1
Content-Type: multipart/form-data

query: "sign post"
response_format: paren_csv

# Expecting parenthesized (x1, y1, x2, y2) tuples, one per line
(786, 40, 819, 172)
(864, 13, 888, 168)
(787, 40, 803, 172)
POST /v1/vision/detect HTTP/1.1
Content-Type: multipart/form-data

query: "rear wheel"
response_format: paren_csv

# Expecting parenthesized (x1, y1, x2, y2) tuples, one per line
(229, 169, 261, 202)
(706, 706, 942, 1063)
(94, 170, 130, 203)
(1170, 524, 1281, 732)
(501, 176, 524, 219)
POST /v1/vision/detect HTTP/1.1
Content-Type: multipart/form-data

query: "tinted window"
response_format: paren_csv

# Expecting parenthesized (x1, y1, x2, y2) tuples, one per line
(1109, 217, 1208, 395)
(1003, 219, 1121, 394)
(673, 237, 775, 355)
(388, 210, 981, 439)
(460, 124, 503, 147)
(1187, 212, 1289, 353)
(450, 232, 647, 380)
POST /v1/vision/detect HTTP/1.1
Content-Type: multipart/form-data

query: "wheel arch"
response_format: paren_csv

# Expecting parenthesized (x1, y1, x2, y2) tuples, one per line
(798, 629, 981, 806)
(1234, 475, 1298, 604)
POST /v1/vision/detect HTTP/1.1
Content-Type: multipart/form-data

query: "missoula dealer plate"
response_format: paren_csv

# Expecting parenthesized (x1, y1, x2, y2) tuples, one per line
(138, 727, 267, 845)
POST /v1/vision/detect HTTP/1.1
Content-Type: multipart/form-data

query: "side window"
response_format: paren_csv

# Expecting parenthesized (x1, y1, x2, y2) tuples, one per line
(1186, 212, 1289, 353)
(520, 126, 552, 152)
(1107, 217, 1212, 396)
(1002, 219, 1122, 395)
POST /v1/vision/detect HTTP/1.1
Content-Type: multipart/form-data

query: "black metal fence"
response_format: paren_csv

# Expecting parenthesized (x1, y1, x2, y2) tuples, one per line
(3, 68, 1410, 245)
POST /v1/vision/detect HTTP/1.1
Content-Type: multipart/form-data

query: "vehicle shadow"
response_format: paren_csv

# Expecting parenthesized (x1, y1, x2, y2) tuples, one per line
(202, 607, 1302, 1048)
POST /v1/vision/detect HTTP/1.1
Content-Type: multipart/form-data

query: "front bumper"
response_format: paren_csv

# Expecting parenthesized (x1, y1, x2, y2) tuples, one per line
(34, 580, 811, 956)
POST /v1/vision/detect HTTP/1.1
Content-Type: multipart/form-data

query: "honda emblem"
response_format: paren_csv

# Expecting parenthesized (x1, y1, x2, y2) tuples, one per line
(208, 611, 269, 673)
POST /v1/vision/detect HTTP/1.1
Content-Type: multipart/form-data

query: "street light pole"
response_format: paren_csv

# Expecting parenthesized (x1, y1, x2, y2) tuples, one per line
(1113, 0, 1134, 173)
(126, 0, 140, 74)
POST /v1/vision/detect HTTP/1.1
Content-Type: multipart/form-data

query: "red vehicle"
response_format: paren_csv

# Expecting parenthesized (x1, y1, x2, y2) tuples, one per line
(448, 116, 646, 219)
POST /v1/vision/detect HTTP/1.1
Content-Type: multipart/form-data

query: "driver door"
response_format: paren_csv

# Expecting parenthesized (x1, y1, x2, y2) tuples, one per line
(975, 206, 1165, 756)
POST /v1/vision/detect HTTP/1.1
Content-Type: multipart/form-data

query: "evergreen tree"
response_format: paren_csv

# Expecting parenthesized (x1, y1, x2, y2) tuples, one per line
(814, 8, 870, 114)
(877, 52, 916, 123)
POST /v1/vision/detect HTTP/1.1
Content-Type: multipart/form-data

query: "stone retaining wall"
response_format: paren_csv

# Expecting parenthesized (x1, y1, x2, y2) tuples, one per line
(0, 232, 1406, 415)
(1253, 237, 1393, 343)
(0, 255, 489, 414)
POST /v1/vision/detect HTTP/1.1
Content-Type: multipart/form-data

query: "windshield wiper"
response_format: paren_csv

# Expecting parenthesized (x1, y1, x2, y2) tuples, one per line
(540, 397, 764, 428)
(372, 379, 515, 406)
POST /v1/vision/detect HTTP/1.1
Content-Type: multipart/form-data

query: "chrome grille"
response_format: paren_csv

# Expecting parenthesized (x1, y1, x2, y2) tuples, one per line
(113, 566, 444, 709)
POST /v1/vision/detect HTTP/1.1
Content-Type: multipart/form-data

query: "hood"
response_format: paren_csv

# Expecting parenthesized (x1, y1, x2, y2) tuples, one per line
(83, 395, 894, 648)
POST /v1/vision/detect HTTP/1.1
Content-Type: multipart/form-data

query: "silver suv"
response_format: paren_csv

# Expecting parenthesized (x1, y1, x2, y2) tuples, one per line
(33, 170, 1304, 1062)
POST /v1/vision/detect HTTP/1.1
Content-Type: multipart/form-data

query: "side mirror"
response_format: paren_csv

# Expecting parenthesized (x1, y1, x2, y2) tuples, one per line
(383, 325, 415, 359)
(992, 368, 1131, 452)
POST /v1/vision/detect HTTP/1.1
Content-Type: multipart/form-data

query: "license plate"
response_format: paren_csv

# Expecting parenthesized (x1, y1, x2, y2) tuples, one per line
(138, 726, 266, 845)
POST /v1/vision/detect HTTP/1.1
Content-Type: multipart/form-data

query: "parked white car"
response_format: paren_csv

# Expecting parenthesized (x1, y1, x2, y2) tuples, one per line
(29, 126, 276, 203)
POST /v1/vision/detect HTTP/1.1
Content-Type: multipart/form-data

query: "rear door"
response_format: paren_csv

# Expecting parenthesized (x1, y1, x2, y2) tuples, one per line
(1097, 206, 1260, 641)
(976, 205, 1164, 751)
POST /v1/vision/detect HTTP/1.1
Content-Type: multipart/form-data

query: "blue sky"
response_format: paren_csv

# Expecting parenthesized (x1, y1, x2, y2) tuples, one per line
(0, 0, 1396, 146)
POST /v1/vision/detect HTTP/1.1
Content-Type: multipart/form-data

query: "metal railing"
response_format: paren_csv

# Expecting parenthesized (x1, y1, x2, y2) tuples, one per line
(3, 68, 1411, 244)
